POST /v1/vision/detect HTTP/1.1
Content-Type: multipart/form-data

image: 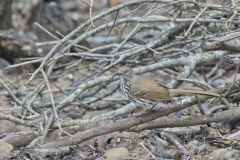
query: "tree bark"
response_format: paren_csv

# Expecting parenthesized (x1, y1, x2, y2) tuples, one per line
(0, 0, 12, 30)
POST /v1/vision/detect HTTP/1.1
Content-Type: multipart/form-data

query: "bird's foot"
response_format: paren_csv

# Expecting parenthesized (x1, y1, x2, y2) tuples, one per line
(145, 103, 157, 112)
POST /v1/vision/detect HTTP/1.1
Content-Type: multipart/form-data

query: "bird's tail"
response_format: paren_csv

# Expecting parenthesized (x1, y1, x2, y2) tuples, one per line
(168, 88, 220, 97)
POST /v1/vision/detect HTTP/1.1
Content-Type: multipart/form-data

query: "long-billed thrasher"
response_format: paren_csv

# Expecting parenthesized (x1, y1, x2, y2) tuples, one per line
(113, 66, 220, 106)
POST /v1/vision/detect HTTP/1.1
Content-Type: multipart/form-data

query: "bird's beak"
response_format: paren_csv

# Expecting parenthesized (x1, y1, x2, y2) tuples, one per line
(112, 72, 121, 79)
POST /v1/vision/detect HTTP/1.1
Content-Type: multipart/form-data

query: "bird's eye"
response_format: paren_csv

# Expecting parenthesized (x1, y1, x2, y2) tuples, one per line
(117, 66, 131, 75)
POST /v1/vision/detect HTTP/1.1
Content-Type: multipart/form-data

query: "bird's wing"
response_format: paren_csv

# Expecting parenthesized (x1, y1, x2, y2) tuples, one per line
(156, 82, 169, 89)
(130, 76, 170, 100)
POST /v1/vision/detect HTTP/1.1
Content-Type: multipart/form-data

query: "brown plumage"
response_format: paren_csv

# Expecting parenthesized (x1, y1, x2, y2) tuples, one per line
(114, 66, 220, 105)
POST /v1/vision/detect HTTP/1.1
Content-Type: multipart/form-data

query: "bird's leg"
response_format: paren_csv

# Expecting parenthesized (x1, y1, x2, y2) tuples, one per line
(129, 102, 144, 116)
(144, 101, 157, 112)
(149, 103, 157, 111)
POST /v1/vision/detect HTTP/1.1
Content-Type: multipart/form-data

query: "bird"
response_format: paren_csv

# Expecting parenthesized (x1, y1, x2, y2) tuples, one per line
(113, 66, 220, 106)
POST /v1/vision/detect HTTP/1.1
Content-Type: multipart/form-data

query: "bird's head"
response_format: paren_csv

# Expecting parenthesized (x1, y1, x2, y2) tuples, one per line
(112, 66, 133, 80)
